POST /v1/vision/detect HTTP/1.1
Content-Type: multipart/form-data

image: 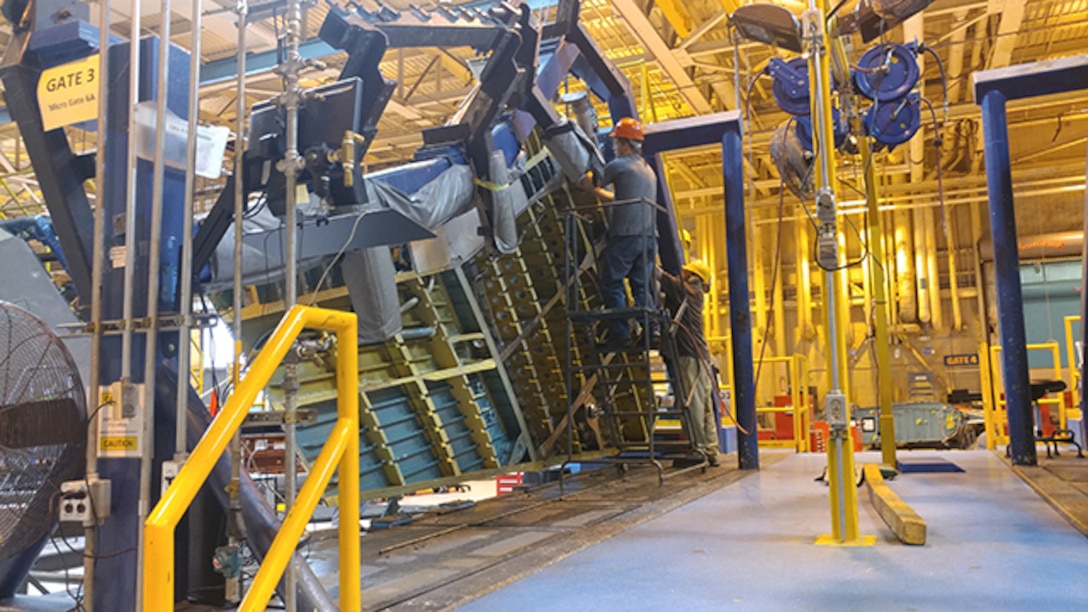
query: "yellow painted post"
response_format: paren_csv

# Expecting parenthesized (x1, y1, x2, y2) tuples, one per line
(337, 315, 362, 612)
(990, 345, 1010, 446)
(860, 139, 896, 469)
(796, 355, 805, 450)
(808, 0, 868, 546)
(979, 341, 997, 450)
(1066, 316, 1082, 420)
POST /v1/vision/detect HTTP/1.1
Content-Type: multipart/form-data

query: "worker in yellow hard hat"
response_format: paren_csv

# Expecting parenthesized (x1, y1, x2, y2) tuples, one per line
(658, 258, 719, 466)
(577, 116, 659, 349)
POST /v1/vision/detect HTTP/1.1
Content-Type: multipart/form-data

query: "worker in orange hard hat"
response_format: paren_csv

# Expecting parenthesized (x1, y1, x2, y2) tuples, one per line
(577, 116, 659, 349)
(658, 258, 720, 466)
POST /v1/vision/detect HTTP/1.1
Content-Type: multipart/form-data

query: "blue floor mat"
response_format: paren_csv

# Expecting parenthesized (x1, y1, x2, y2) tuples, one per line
(897, 455, 966, 473)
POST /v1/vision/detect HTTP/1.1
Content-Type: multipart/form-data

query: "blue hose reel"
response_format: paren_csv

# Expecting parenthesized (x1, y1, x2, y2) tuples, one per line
(795, 108, 848, 151)
(769, 41, 925, 152)
(854, 42, 920, 102)
(769, 57, 813, 116)
(864, 92, 922, 147)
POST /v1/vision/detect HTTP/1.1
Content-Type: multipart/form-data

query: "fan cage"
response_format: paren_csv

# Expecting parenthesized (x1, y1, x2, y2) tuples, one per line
(0, 302, 87, 559)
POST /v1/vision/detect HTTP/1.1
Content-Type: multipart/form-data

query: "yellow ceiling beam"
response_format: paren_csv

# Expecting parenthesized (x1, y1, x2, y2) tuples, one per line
(718, 0, 743, 14)
(655, 0, 694, 37)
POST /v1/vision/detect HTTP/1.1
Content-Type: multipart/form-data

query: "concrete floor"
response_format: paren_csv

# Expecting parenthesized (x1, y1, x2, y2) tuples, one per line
(6, 448, 1088, 611)
(459, 450, 1088, 612)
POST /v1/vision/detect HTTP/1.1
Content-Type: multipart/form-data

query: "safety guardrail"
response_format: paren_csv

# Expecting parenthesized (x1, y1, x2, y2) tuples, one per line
(987, 342, 1065, 447)
(754, 354, 810, 452)
(143, 305, 360, 611)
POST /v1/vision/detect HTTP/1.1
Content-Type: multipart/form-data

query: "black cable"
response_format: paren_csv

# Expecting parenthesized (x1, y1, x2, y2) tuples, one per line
(49, 534, 83, 611)
(918, 43, 950, 125)
(826, 0, 851, 23)
(753, 178, 787, 410)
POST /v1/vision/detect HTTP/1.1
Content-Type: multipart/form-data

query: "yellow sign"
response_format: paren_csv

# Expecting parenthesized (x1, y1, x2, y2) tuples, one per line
(38, 54, 100, 132)
(100, 436, 138, 451)
(943, 353, 980, 367)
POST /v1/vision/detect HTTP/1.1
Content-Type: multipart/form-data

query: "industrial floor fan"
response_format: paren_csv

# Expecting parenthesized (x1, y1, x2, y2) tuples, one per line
(0, 301, 86, 588)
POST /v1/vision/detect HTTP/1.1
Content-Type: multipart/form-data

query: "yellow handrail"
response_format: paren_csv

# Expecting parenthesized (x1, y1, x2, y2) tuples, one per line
(1065, 315, 1081, 419)
(754, 354, 809, 452)
(987, 342, 1064, 445)
(143, 305, 360, 611)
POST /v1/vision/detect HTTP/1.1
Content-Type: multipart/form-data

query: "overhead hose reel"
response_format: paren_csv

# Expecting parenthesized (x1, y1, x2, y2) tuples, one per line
(853, 42, 920, 102)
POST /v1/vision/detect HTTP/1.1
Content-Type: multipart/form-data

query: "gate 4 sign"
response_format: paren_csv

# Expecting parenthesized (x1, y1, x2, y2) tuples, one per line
(37, 55, 99, 132)
(943, 353, 979, 367)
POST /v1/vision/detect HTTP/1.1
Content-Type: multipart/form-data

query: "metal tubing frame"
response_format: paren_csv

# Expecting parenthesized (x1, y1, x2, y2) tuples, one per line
(143, 305, 360, 612)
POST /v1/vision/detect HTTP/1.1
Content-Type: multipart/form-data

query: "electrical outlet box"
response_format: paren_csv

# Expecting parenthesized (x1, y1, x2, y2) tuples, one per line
(58, 478, 111, 525)
(825, 391, 848, 429)
(161, 460, 181, 496)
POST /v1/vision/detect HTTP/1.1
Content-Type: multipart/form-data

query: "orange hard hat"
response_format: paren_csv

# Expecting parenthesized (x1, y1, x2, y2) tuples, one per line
(611, 117, 644, 141)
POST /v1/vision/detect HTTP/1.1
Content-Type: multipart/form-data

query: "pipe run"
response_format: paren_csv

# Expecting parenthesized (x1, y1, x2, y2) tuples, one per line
(280, 0, 305, 607)
(85, 0, 112, 607)
(229, 0, 248, 604)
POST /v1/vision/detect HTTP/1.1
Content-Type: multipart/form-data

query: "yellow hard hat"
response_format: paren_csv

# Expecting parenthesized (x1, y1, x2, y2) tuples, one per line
(682, 259, 711, 286)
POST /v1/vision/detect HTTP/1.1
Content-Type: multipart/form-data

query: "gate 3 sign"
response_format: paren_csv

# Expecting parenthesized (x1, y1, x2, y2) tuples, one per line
(37, 54, 99, 132)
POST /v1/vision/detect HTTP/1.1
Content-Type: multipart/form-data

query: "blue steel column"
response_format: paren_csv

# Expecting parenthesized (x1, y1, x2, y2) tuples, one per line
(1080, 140, 1087, 445)
(980, 90, 1036, 466)
(722, 124, 758, 470)
(645, 154, 684, 276)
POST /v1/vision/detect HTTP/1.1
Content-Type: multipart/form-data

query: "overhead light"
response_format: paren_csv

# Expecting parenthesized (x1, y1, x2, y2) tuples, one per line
(728, 4, 803, 53)
(843, 0, 937, 43)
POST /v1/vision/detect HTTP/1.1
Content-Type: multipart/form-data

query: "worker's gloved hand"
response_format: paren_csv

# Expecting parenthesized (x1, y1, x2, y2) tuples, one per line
(577, 171, 597, 192)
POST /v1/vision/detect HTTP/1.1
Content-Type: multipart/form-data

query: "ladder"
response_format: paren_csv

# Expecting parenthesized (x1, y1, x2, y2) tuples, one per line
(561, 205, 706, 484)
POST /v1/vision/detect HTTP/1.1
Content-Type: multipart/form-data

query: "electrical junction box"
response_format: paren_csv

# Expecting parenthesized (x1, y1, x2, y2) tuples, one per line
(58, 478, 111, 525)
(97, 381, 144, 458)
(161, 460, 182, 496)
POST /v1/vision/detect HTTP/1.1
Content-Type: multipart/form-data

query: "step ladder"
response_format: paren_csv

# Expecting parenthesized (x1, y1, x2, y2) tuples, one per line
(560, 206, 706, 485)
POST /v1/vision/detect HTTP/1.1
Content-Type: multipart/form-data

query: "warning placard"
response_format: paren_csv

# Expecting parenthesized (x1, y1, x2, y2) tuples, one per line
(100, 436, 138, 452)
(38, 55, 100, 132)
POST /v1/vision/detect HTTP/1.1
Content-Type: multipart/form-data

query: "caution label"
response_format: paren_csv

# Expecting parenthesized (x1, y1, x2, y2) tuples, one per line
(38, 55, 100, 132)
(100, 436, 138, 452)
(943, 353, 980, 367)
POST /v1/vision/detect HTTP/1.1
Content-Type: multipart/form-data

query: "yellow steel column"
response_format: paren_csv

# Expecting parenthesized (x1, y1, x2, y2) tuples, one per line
(337, 317, 361, 611)
(804, 0, 869, 546)
(861, 142, 897, 468)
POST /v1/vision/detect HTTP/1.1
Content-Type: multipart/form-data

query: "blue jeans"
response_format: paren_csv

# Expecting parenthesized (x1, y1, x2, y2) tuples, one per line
(599, 234, 656, 340)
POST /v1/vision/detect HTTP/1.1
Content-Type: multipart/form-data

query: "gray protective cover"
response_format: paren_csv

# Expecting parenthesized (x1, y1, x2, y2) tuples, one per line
(342, 247, 402, 344)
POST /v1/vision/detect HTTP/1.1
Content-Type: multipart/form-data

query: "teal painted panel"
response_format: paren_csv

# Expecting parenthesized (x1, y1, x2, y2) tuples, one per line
(1020, 259, 1081, 369)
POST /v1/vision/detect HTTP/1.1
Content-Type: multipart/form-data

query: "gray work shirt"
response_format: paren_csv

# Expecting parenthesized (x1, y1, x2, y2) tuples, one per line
(600, 153, 657, 238)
